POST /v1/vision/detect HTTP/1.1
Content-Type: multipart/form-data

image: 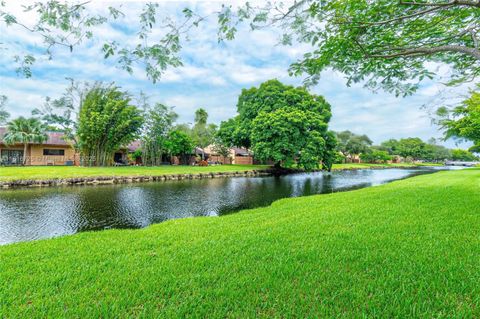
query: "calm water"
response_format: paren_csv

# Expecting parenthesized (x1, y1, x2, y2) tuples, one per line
(0, 168, 445, 245)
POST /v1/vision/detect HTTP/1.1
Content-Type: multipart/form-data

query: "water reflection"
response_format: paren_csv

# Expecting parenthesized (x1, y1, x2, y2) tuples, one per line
(0, 168, 441, 244)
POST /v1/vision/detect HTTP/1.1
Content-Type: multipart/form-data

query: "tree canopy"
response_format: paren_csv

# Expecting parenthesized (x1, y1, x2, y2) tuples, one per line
(335, 131, 373, 161)
(4, 1, 477, 95)
(77, 85, 143, 166)
(142, 103, 178, 166)
(2, 117, 47, 165)
(219, 79, 335, 170)
(438, 84, 480, 152)
(165, 129, 194, 165)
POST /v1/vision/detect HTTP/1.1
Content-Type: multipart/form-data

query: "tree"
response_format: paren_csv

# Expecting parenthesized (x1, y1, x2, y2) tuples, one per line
(32, 79, 91, 155)
(239, 80, 334, 170)
(165, 130, 194, 165)
(4, 1, 478, 93)
(142, 103, 178, 166)
(2, 117, 47, 165)
(77, 85, 143, 166)
(423, 143, 452, 162)
(0, 95, 10, 124)
(396, 138, 427, 160)
(335, 131, 373, 162)
(360, 150, 392, 164)
(217, 116, 251, 149)
(211, 136, 232, 163)
(451, 149, 478, 161)
(191, 108, 217, 158)
(438, 84, 480, 152)
(379, 139, 401, 155)
(218, 1, 480, 96)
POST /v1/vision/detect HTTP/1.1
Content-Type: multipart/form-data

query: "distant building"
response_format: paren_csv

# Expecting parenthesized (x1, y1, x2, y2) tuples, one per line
(0, 128, 78, 166)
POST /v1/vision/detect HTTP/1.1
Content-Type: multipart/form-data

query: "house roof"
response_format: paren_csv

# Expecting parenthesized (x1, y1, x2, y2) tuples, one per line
(0, 127, 70, 146)
(127, 140, 141, 152)
(231, 147, 252, 156)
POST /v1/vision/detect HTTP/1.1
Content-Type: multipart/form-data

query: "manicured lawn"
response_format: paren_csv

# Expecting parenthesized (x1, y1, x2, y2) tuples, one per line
(0, 163, 438, 182)
(0, 164, 268, 181)
(331, 162, 441, 170)
(1, 169, 479, 317)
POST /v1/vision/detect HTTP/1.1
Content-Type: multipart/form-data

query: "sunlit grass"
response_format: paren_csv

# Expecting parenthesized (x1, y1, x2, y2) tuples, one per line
(0, 164, 268, 181)
(0, 163, 440, 182)
(1, 169, 479, 317)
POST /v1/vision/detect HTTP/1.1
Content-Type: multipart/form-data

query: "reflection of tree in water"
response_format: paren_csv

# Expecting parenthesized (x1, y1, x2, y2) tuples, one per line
(0, 168, 441, 244)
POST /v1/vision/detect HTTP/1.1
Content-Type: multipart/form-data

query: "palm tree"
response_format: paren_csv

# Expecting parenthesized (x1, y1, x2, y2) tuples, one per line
(3, 117, 48, 165)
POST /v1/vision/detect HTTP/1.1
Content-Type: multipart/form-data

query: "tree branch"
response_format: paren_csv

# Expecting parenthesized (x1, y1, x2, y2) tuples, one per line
(369, 45, 480, 60)
(399, 0, 480, 8)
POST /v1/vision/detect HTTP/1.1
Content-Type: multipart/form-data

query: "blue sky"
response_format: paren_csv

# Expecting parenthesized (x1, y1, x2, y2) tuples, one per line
(0, 1, 473, 149)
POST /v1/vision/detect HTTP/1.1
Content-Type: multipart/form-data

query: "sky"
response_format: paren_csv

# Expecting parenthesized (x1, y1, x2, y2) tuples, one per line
(0, 0, 473, 149)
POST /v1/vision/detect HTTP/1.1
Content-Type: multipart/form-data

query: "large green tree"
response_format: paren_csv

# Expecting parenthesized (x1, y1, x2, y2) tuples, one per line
(396, 137, 427, 160)
(77, 85, 143, 166)
(165, 130, 194, 165)
(438, 84, 480, 152)
(335, 131, 373, 162)
(2, 117, 48, 165)
(234, 79, 335, 170)
(142, 103, 178, 166)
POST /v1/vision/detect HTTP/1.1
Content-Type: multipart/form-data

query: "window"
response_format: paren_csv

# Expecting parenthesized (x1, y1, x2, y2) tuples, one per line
(43, 149, 65, 156)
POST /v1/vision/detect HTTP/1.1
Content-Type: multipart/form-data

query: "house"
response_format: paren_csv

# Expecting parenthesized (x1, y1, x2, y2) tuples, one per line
(0, 127, 132, 166)
(0, 128, 78, 166)
(203, 145, 254, 165)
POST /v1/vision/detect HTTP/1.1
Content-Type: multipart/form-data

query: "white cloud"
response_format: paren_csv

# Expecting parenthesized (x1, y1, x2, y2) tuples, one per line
(0, 0, 473, 150)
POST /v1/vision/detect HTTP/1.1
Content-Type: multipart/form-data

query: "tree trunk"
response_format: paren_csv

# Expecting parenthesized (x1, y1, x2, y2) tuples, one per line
(23, 143, 28, 165)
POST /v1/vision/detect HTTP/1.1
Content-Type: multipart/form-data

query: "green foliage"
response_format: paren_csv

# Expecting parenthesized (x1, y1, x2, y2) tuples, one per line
(1, 170, 480, 317)
(0, 95, 10, 124)
(451, 149, 478, 161)
(191, 108, 217, 153)
(216, 116, 250, 149)
(32, 79, 89, 150)
(423, 143, 452, 162)
(2, 117, 48, 165)
(251, 107, 328, 170)
(142, 103, 178, 166)
(335, 131, 372, 161)
(236, 79, 334, 170)
(360, 150, 392, 164)
(77, 85, 143, 166)
(395, 138, 427, 160)
(165, 130, 194, 165)
(438, 84, 480, 152)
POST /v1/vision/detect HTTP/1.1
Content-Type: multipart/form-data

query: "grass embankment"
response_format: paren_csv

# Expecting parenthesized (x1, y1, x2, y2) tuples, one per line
(0, 163, 437, 182)
(1, 169, 479, 317)
(0, 164, 268, 182)
(331, 162, 440, 170)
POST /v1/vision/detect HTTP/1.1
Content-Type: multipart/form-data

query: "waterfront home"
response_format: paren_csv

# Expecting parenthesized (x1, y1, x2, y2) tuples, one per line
(0, 128, 78, 166)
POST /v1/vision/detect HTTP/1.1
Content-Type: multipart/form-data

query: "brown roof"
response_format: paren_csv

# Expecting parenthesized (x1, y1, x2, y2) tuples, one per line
(232, 147, 252, 156)
(127, 140, 142, 152)
(0, 127, 70, 146)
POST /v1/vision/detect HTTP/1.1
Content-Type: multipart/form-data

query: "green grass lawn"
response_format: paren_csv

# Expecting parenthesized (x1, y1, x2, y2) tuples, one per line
(0, 163, 438, 182)
(331, 162, 441, 170)
(0, 164, 269, 181)
(1, 169, 479, 317)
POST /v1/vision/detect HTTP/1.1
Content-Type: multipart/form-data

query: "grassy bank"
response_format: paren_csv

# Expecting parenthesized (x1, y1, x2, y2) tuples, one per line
(0, 164, 268, 182)
(1, 169, 479, 317)
(0, 163, 437, 182)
